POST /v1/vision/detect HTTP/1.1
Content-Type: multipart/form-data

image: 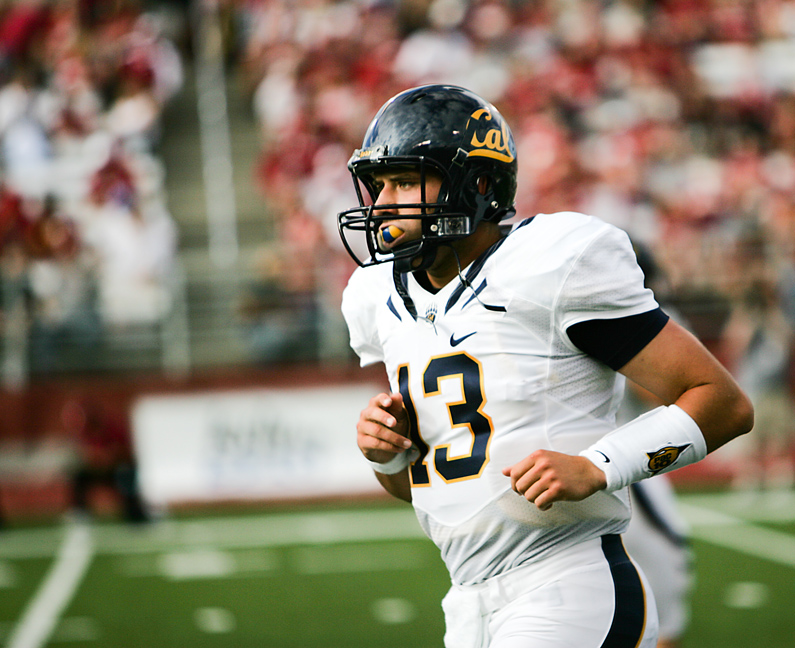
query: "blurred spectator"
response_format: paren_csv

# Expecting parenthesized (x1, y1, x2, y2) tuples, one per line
(24, 193, 80, 259)
(0, 182, 30, 371)
(104, 55, 160, 152)
(241, 191, 326, 361)
(44, 53, 107, 207)
(24, 193, 100, 371)
(0, 180, 26, 250)
(81, 150, 177, 327)
(62, 396, 148, 523)
(0, 62, 52, 199)
(0, 0, 51, 68)
(392, 0, 474, 89)
(240, 246, 316, 362)
(127, 11, 184, 106)
(722, 227, 795, 490)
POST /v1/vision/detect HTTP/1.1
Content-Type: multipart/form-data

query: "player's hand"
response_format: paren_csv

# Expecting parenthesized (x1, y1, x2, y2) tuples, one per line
(502, 450, 608, 511)
(356, 392, 412, 464)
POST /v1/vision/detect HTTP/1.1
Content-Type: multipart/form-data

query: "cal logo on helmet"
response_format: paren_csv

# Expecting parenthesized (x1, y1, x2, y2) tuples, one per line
(646, 444, 691, 474)
(466, 109, 515, 164)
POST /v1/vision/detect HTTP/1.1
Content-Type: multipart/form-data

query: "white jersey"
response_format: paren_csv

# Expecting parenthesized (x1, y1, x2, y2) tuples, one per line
(341, 211, 660, 586)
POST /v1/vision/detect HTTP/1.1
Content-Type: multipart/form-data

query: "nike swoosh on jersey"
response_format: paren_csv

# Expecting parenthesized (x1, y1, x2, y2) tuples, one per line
(595, 450, 611, 463)
(450, 331, 476, 347)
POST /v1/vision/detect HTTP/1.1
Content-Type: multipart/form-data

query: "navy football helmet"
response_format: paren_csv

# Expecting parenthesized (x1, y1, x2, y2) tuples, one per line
(337, 85, 517, 270)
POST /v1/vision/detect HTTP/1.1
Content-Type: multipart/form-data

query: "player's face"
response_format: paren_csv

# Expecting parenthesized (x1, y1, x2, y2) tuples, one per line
(370, 168, 443, 251)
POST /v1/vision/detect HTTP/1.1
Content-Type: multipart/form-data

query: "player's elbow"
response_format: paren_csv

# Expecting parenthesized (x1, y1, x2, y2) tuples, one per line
(734, 390, 755, 437)
(720, 389, 755, 448)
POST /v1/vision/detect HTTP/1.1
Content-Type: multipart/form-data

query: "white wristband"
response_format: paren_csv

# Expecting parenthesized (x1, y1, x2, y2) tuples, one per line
(580, 404, 707, 492)
(366, 446, 419, 475)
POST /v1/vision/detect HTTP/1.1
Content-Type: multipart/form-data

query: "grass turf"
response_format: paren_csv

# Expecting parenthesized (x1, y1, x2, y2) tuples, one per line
(2, 492, 794, 648)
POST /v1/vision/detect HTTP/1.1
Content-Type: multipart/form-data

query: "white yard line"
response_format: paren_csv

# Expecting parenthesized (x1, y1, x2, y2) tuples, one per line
(680, 489, 795, 523)
(0, 508, 425, 560)
(679, 501, 795, 569)
(4, 522, 94, 648)
(2, 490, 794, 565)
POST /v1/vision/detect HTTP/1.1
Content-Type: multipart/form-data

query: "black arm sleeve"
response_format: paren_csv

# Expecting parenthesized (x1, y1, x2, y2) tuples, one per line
(566, 307, 669, 371)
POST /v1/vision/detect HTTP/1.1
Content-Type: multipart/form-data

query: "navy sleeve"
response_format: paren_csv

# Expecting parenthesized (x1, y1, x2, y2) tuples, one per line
(566, 307, 669, 371)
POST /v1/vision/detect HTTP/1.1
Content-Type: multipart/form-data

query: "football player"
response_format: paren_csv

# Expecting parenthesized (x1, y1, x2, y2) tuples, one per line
(338, 85, 753, 648)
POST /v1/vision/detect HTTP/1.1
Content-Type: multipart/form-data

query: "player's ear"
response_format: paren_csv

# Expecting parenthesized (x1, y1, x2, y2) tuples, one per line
(477, 175, 491, 195)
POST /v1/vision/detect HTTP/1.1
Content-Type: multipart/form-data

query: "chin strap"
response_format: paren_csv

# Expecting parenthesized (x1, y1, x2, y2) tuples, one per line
(393, 242, 441, 274)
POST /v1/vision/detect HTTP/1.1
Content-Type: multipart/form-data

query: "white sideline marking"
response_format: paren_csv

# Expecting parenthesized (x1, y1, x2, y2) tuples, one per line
(0, 509, 425, 560)
(5, 523, 94, 648)
(723, 582, 769, 609)
(194, 607, 236, 634)
(371, 598, 416, 624)
(159, 549, 236, 580)
(118, 547, 279, 579)
(680, 502, 795, 569)
(682, 489, 795, 523)
(2, 490, 794, 565)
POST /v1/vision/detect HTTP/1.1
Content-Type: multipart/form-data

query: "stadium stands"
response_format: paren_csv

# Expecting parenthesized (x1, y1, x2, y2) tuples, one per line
(1, 0, 794, 520)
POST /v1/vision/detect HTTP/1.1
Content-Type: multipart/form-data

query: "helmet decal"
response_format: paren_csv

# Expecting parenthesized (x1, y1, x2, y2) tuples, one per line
(466, 109, 515, 164)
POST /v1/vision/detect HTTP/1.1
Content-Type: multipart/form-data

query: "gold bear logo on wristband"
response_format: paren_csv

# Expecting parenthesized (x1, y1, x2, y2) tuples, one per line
(647, 444, 691, 474)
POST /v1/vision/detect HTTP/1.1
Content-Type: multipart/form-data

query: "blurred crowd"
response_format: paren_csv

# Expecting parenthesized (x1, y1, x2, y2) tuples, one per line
(0, 0, 790, 528)
(230, 0, 795, 485)
(0, 0, 793, 483)
(0, 0, 182, 371)
(232, 0, 795, 300)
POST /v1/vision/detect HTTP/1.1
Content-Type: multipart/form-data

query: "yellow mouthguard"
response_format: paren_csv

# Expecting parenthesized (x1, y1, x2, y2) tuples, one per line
(380, 225, 403, 244)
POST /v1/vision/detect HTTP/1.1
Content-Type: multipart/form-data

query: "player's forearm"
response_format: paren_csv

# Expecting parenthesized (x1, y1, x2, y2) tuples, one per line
(620, 319, 754, 452)
(580, 380, 753, 494)
(375, 470, 412, 502)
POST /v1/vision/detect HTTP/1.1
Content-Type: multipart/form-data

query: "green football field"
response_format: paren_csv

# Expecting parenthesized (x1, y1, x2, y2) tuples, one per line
(1, 490, 794, 648)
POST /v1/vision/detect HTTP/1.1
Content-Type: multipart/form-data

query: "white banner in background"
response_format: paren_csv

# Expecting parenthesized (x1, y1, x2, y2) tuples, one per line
(132, 384, 384, 505)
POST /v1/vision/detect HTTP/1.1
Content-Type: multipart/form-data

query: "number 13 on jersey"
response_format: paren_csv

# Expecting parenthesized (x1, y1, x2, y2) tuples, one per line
(398, 352, 495, 486)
